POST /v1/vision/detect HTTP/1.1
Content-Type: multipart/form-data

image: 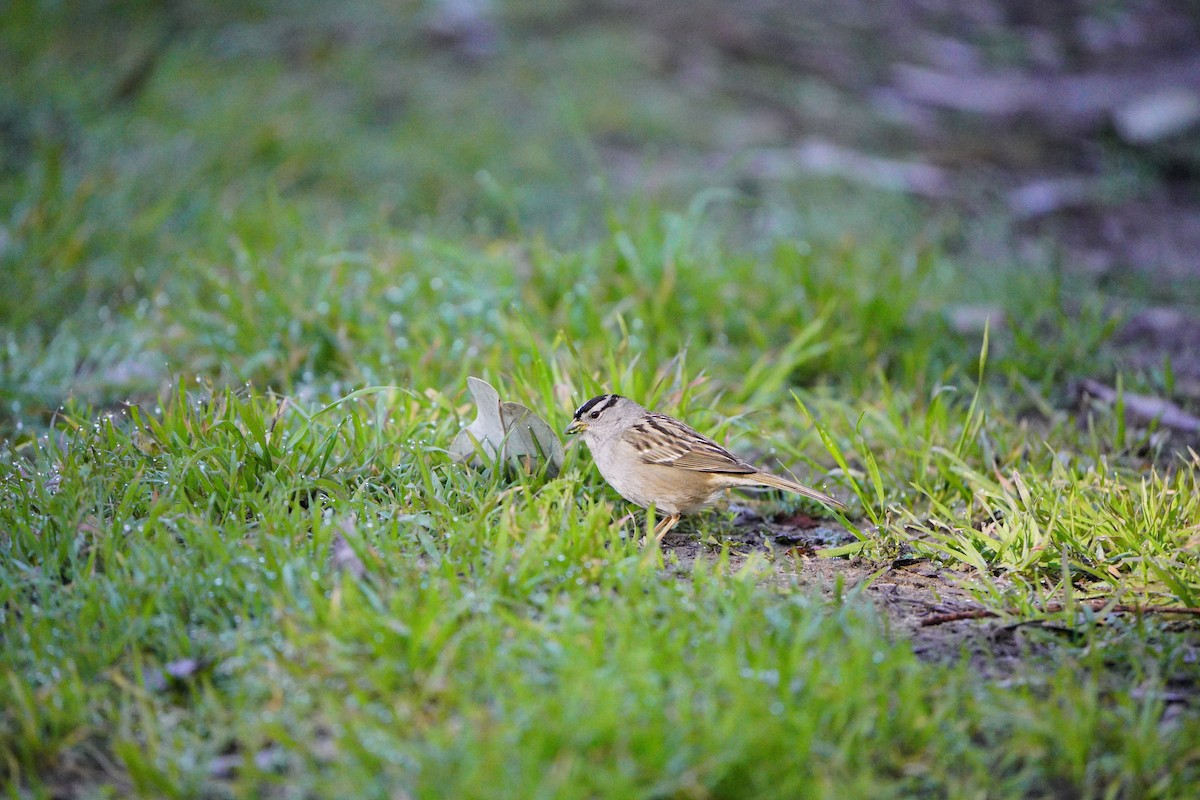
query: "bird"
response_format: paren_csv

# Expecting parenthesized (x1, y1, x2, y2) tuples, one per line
(564, 394, 847, 540)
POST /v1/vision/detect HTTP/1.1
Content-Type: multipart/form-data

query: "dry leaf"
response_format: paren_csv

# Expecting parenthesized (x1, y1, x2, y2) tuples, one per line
(449, 377, 564, 476)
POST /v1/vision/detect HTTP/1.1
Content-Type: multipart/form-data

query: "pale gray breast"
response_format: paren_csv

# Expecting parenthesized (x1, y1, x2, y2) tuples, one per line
(591, 432, 726, 514)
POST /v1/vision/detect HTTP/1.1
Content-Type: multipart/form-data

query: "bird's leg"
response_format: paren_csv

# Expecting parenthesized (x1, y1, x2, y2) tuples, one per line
(653, 513, 681, 542)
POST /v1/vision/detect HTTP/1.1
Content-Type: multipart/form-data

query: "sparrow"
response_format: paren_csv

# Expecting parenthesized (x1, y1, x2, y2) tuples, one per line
(565, 394, 846, 539)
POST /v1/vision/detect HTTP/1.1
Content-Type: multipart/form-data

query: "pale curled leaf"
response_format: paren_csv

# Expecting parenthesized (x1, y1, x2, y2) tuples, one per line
(450, 377, 564, 476)
(449, 377, 504, 463)
(500, 401, 565, 476)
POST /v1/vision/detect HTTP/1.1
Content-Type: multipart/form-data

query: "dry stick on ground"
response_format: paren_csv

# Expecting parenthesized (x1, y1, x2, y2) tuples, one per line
(893, 53, 1200, 135)
(921, 601, 1200, 627)
(1079, 378, 1200, 435)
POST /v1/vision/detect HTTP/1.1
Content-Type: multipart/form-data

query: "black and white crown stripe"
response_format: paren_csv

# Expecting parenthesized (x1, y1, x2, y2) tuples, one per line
(572, 394, 622, 420)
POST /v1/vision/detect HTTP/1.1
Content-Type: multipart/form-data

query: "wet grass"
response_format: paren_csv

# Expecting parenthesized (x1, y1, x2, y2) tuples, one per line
(3, 1, 1199, 797)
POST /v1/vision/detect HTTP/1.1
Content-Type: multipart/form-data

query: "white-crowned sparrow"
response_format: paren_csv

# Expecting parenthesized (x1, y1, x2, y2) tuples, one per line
(565, 394, 847, 539)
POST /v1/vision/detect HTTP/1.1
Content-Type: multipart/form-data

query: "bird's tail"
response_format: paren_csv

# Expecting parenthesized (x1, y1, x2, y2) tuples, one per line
(750, 471, 848, 511)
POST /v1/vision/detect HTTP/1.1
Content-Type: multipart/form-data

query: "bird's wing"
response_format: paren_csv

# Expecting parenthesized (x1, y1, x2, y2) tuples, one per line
(621, 413, 757, 474)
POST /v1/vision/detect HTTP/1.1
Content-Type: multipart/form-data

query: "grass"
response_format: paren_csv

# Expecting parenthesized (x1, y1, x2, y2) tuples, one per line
(3, 1, 1200, 797)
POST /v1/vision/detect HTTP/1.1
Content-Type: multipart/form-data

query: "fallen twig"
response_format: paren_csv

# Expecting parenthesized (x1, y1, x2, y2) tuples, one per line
(1080, 378, 1200, 435)
(894, 54, 1200, 136)
(920, 601, 1200, 627)
(746, 139, 952, 198)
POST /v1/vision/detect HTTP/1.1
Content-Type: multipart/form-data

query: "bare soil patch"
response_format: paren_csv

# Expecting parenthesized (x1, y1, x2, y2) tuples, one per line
(660, 506, 1043, 671)
(660, 505, 1200, 703)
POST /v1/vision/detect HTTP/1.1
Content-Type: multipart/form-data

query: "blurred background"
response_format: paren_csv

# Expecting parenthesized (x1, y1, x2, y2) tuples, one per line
(3, 0, 1199, 431)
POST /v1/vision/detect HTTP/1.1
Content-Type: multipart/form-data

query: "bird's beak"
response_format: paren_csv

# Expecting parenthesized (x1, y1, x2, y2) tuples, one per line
(564, 419, 587, 436)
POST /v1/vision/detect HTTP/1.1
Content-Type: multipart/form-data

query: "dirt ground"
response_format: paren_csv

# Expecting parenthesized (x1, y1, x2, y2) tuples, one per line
(657, 503, 1200, 718)
(661, 507, 1036, 671)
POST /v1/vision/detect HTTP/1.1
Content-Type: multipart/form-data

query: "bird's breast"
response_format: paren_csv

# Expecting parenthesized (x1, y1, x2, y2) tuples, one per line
(589, 437, 724, 515)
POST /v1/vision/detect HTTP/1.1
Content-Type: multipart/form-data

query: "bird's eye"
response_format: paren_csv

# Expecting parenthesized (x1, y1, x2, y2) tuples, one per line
(589, 411, 600, 419)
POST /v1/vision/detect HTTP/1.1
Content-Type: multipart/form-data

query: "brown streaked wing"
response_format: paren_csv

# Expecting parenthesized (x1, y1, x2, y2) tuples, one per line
(622, 414, 757, 474)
